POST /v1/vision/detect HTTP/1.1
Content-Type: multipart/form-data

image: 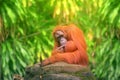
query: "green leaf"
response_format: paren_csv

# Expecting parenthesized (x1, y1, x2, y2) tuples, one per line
(18, 27, 24, 35)
(16, 55, 26, 67)
(4, 4, 16, 23)
(2, 43, 7, 54)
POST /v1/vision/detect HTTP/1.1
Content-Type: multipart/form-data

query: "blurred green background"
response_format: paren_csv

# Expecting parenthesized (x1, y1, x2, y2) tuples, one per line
(0, 0, 120, 80)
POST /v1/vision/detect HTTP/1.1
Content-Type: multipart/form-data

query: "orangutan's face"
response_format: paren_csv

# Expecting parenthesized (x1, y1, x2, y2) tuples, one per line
(55, 31, 67, 45)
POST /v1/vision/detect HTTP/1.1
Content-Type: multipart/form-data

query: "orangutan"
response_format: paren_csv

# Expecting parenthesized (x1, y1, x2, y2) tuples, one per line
(42, 24, 88, 66)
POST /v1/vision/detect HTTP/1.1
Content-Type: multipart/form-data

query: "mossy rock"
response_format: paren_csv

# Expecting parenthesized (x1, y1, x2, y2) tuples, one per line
(24, 62, 96, 80)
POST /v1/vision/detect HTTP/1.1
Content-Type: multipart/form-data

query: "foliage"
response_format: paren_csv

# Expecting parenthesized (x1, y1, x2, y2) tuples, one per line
(92, 0, 120, 80)
(0, 0, 34, 79)
(0, 0, 120, 80)
(0, 0, 54, 80)
(50, 0, 80, 23)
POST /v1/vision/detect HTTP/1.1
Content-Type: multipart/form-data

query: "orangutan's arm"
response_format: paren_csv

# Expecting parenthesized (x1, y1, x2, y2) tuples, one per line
(51, 46, 64, 55)
(52, 40, 77, 55)
(42, 50, 79, 66)
(41, 41, 88, 66)
(42, 40, 89, 66)
(49, 51, 79, 64)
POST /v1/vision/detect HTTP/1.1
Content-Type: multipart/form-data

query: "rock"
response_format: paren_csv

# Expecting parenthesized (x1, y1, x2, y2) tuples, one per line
(43, 73, 81, 80)
(24, 62, 96, 80)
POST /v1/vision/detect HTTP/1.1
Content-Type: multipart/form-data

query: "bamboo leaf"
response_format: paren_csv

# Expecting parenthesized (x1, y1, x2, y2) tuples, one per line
(16, 55, 26, 67)
(4, 4, 16, 23)
(18, 27, 24, 35)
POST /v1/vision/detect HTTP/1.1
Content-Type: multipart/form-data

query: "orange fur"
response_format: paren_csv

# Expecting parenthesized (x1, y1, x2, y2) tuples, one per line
(43, 24, 88, 66)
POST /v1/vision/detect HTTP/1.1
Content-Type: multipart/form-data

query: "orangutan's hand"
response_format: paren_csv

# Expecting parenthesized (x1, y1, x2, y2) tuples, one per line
(41, 59, 50, 66)
(56, 45, 65, 53)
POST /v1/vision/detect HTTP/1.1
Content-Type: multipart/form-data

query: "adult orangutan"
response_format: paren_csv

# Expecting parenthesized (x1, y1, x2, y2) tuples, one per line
(42, 24, 88, 66)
